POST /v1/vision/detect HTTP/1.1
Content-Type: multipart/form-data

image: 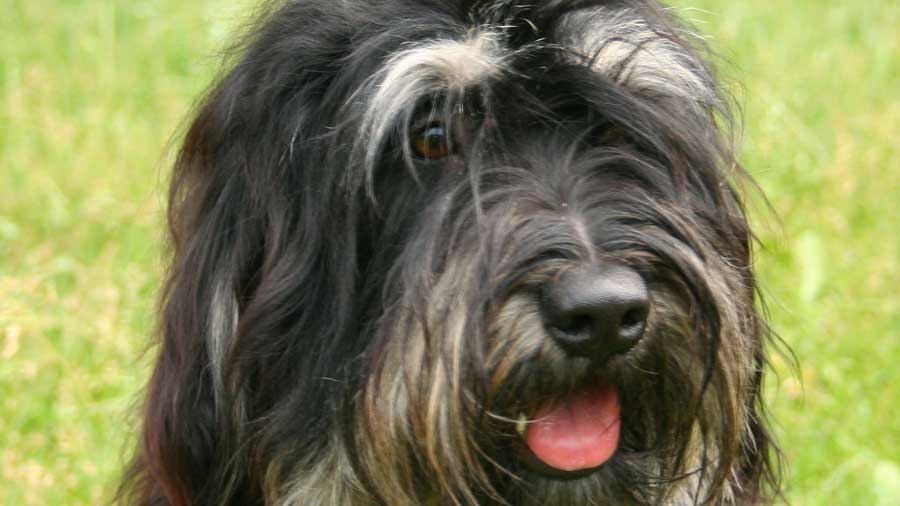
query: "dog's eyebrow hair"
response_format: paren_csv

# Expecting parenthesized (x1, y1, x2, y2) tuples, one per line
(359, 30, 506, 170)
(559, 7, 717, 104)
(392, 31, 506, 86)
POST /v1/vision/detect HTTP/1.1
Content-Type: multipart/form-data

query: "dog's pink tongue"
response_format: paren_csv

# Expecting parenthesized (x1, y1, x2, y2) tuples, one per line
(525, 387, 621, 471)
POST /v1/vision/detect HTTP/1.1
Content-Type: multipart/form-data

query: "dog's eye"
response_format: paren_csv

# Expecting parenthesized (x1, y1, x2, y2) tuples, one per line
(413, 124, 451, 160)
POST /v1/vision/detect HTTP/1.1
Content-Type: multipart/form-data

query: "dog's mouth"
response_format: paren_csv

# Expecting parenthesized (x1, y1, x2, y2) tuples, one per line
(515, 384, 621, 478)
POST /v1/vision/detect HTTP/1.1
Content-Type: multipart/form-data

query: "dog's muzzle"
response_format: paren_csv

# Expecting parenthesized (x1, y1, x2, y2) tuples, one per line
(540, 262, 650, 361)
(512, 263, 648, 476)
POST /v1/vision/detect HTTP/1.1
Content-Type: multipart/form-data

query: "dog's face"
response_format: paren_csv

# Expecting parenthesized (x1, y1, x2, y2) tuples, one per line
(123, 1, 780, 505)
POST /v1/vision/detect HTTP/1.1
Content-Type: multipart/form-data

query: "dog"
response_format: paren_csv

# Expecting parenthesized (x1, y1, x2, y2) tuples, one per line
(119, 1, 782, 504)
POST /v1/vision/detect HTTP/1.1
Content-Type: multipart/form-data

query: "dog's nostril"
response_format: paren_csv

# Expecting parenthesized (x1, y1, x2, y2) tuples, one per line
(556, 315, 592, 335)
(621, 307, 646, 329)
(541, 264, 649, 359)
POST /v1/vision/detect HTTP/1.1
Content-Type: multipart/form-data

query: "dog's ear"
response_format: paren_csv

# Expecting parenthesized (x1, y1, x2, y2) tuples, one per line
(119, 70, 273, 506)
(119, 7, 365, 504)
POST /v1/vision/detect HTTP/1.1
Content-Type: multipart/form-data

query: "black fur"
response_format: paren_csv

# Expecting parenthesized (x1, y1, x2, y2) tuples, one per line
(119, 1, 782, 504)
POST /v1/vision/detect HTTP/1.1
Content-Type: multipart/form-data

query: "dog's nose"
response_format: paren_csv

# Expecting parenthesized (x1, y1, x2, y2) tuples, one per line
(541, 264, 649, 359)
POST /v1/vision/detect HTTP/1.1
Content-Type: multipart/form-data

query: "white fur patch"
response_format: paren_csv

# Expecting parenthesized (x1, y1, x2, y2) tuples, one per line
(381, 30, 505, 93)
(209, 277, 238, 405)
(560, 8, 717, 103)
(359, 30, 506, 167)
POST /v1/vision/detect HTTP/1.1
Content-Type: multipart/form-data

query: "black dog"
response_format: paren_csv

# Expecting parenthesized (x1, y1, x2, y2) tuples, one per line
(120, 1, 782, 504)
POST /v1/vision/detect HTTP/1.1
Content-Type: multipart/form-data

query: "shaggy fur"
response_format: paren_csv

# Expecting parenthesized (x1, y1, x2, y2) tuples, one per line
(119, 0, 782, 504)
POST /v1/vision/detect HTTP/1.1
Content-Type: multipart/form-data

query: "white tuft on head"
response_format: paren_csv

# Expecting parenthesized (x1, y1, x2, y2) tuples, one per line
(560, 8, 718, 105)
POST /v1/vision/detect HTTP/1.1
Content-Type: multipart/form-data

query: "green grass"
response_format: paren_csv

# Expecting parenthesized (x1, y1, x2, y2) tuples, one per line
(1, 1, 897, 504)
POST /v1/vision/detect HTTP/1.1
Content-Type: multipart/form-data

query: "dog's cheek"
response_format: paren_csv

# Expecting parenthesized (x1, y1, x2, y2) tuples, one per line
(355, 266, 497, 504)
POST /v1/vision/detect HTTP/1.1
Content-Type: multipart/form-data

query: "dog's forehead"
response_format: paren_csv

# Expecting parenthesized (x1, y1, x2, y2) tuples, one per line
(356, 1, 720, 172)
(366, 3, 711, 104)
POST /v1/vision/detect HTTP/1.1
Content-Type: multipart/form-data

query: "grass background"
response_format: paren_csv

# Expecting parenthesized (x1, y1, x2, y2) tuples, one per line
(1, 0, 897, 504)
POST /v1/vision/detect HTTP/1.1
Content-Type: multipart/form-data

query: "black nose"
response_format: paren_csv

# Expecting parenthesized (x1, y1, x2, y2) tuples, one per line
(541, 263, 650, 359)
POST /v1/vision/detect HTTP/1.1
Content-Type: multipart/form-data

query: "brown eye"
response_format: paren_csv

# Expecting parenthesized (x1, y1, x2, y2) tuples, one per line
(413, 124, 451, 159)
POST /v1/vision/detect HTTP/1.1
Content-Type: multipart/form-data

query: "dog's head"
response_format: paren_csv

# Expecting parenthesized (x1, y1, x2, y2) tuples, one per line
(123, 1, 782, 505)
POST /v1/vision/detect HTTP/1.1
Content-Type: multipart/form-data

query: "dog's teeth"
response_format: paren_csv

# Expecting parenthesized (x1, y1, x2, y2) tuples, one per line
(516, 412, 528, 437)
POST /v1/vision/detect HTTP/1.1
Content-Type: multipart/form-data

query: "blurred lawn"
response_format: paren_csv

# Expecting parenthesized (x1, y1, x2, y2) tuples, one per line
(1, 0, 897, 504)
